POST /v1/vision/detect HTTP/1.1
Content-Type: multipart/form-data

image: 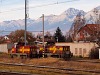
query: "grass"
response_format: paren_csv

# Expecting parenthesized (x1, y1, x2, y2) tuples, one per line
(0, 53, 100, 75)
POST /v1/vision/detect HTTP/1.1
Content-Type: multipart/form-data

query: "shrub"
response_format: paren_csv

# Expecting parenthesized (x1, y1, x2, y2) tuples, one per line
(79, 55, 83, 58)
(89, 47, 99, 59)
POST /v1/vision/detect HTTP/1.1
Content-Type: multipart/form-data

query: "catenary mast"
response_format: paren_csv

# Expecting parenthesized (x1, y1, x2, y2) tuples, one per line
(25, 0, 29, 45)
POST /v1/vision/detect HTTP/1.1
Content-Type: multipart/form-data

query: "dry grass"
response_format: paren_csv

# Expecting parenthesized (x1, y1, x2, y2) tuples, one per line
(0, 53, 100, 75)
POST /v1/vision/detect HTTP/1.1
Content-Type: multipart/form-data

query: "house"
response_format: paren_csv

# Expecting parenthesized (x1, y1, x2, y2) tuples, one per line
(0, 35, 11, 43)
(55, 42, 98, 57)
(4, 35, 9, 40)
(76, 24, 100, 42)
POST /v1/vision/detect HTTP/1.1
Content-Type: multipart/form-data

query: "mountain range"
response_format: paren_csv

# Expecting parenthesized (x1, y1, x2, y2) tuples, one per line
(0, 6, 100, 35)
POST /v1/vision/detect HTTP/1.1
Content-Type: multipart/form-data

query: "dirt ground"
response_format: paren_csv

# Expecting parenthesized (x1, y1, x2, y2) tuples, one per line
(0, 53, 100, 75)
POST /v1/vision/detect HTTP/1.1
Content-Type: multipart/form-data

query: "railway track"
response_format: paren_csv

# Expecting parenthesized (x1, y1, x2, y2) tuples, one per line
(74, 59, 100, 63)
(0, 62, 100, 75)
(0, 71, 38, 75)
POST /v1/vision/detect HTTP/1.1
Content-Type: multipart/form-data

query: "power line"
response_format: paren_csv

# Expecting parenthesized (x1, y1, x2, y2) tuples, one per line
(29, 0, 79, 8)
(0, 0, 79, 13)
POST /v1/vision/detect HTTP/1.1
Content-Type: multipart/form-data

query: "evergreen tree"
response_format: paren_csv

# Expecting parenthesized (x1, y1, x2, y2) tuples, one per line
(53, 27, 66, 42)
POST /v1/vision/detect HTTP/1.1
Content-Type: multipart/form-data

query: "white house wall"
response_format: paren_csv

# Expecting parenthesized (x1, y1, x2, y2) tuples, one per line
(55, 43, 98, 57)
(0, 44, 8, 53)
(0, 43, 14, 53)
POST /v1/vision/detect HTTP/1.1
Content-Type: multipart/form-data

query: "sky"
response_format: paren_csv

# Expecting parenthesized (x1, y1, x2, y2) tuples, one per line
(0, 0, 100, 22)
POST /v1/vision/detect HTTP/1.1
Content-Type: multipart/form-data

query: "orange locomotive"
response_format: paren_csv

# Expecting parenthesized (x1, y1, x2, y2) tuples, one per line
(11, 42, 43, 58)
(11, 42, 73, 59)
(46, 45, 72, 58)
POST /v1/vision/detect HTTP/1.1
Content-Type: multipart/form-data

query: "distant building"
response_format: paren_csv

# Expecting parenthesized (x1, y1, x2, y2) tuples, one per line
(0, 35, 11, 44)
(4, 35, 9, 40)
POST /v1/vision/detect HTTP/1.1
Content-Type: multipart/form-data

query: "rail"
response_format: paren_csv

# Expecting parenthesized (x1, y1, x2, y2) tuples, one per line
(0, 70, 38, 75)
(0, 62, 100, 74)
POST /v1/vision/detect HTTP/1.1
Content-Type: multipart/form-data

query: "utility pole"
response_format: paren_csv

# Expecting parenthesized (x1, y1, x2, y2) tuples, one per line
(25, 0, 28, 45)
(43, 14, 44, 45)
(42, 14, 45, 58)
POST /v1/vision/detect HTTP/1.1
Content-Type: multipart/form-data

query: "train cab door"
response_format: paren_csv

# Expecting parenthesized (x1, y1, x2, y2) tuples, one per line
(62, 46, 71, 60)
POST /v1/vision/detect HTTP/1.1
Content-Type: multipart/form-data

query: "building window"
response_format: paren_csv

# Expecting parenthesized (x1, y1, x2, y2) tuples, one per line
(83, 48, 86, 54)
(79, 48, 82, 54)
(75, 48, 78, 54)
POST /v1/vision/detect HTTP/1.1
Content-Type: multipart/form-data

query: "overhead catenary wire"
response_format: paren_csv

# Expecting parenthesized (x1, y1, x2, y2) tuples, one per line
(29, 0, 79, 8)
(0, 0, 79, 13)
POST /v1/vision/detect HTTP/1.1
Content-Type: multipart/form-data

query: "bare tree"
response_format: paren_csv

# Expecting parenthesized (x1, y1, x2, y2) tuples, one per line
(8, 29, 36, 44)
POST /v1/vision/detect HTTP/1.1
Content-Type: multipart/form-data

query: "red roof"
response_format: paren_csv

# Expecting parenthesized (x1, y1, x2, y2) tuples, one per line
(78, 24, 100, 35)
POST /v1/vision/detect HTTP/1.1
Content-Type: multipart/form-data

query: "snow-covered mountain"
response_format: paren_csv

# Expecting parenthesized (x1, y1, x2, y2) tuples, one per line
(85, 6, 100, 24)
(0, 6, 99, 35)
